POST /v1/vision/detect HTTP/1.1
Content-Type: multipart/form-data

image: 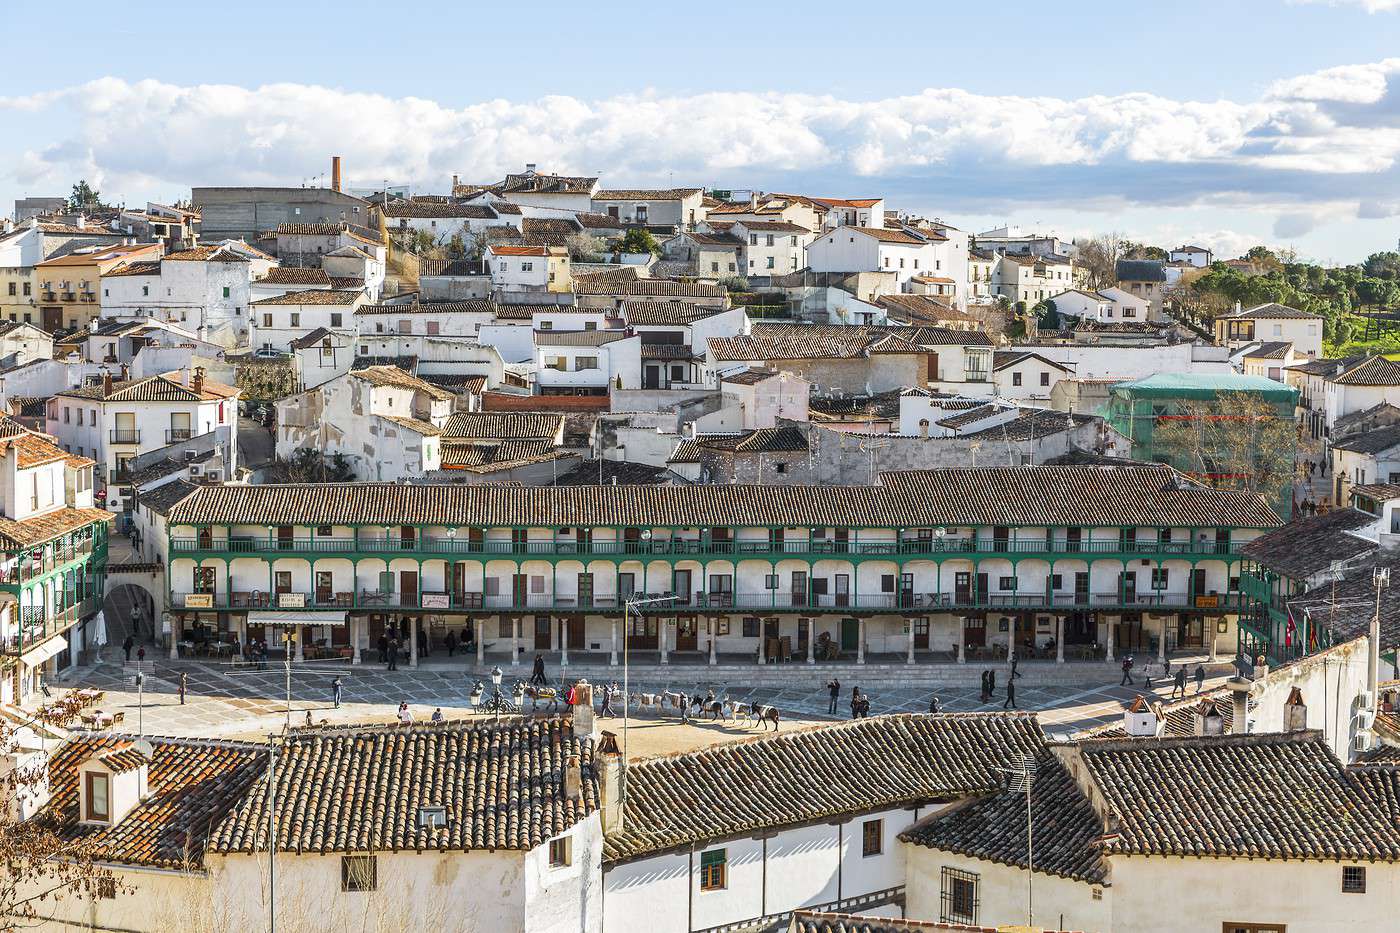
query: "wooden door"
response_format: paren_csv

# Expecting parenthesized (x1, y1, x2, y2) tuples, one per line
(1074, 572, 1090, 605)
(790, 570, 808, 608)
(577, 573, 594, 608)
(534, 616, 551, 650)
(566, 616, 585, 650)
(899, 573, 914, 609)
(277, 525, 294, 550)
(274, 571, 292, 596)
(1120, 571, 1137, 603)
(400, 526, 416, 550)
(672, 569, 692, 605)
(834, 574, 850, 607)
(955, 572, 972, 604)
(913, 617, 930, 649)
(468, 528, 484, 551)
(675, 616, 697, 651)
(1066, 527, 1082, 552)
(840, 617, 859, 651)
(451, 563, 466, 601)
(976, 573, 988, 605)
(963, 616, 986, 647)
(315, 571, 333, 604)
(833, 528, 849, 553)
(400, 570, 418, 606)
(993, 527, 1009, 552)
(624, 527, 642, 553)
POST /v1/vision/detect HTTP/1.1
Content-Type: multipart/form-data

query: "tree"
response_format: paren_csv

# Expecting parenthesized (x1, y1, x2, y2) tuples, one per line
(565, 233, 605, 263)
(67, 180, 102, 212)
(275, 449, 356, 483)
(1035, 299, 1060, 331)
(1363, 252, 1400, 281)
(1075, 232, 1125, 289)
(1150, 390, 1304, 509)
(619, 229, 659, 256)
(1, 694, 127, 929)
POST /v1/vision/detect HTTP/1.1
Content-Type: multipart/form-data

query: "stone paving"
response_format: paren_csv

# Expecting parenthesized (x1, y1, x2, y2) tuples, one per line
(56, 648, 1232, 741)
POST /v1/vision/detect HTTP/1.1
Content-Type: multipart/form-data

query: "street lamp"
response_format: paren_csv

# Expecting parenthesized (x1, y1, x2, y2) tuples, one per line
(481, 664, 515, 722)
(619, 593, 677, 827)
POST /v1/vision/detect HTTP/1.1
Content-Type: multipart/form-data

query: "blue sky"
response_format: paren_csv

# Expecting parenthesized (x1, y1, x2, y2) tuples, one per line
(4, 0, 1400, 261)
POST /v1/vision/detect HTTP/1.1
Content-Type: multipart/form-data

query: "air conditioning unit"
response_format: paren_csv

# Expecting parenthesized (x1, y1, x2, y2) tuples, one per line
(189, 465, 200, 475)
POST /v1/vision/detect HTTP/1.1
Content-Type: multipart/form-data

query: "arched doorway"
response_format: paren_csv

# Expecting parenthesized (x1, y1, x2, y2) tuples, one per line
(103, 582, 158, 647)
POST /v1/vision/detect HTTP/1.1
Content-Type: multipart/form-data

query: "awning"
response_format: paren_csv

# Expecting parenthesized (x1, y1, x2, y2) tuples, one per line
(22, 634, 68, 666)
(248, 611, 346, 627)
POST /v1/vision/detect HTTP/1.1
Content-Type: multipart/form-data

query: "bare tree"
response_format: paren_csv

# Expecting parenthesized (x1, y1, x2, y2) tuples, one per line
(1075, 232, 1125, 290)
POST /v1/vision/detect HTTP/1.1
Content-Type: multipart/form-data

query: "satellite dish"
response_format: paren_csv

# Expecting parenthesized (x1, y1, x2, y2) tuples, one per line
(132, 739, 155, 759)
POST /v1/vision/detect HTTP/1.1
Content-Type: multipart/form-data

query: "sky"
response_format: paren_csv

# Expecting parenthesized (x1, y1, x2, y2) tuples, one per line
(4, 0, 1400, 263)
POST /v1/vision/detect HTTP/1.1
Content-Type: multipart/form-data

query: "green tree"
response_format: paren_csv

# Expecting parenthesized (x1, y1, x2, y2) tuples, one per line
(619, 228, 659, 255)
(1363, 252, 1400, 281)
(67, 180, 102, 211)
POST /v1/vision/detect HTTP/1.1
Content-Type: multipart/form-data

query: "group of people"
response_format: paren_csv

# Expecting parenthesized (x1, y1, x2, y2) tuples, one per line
(979, 669, 1015, 708)
(826, 679, 871, 718)
(1118, 655, 1208, 697)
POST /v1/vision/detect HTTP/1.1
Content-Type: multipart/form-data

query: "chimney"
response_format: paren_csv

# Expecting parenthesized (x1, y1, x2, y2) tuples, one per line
(1227, 675, 1252, 735)
(102, 368, 112, 395)
(331, 156, 342, 193)
(75, 214, 86, 230)
(1122, 695, 1158, 737)
(563, 755, 582, 802)
(570, 679, 596, 741)
(192, 366, 205, 396)
(0, 725, 50, 822)
(452, 174, 459, 191)
(1193, 698, 1225, 736)
(1283, 686, 1308, 732)
(525, 163, 537, 175)
(597, 731, 623, 832)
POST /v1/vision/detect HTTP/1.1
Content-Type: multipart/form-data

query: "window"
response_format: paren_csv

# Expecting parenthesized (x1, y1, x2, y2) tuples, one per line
(417, 805, 446, 829)
(289, 313, 300, 327)
(142, 285, 149, 296)
(861, 819, 883, 856)
(262, 313, 272, 328)
(999, 576, 1017, 591)
(341, 855, 377, 892)
(521, 262, 534, 272)
(222, 286, 230, 298)
(1343, 865, 1366, 893)
(316, 525, 333, 536)
(941, 867, 978, 925)
(766, 256, 775, 269)
(1223, 926, 1286, 933)
(699, 848, 727, 891)
(540, 321, 554, 330)
(5, 283, 12, 296)
(331, 313, 343, 327)
(774, 461, 787, 474)
(84, 771, 110, 822)
(1039, 372, 1050, 386)
(741, 617, 759, 637)
(575, 356, 598, 371)
(1051, 574, 1064, 590)
(1151, 568, 1170, 590)
(548, 836, 572, 867)
(764, 574, 779, 590)
(1012, 372, 1022, 386)
(426, 321, 440, 336)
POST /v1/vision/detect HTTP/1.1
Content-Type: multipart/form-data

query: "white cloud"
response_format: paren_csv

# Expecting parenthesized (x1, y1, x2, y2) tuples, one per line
(1289, 0, 1400, 11)
(1, 62, 1399, 236)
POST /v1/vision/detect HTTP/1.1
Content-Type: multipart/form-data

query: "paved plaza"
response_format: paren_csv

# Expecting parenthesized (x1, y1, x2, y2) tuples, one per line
(54, 647, 1233, 743)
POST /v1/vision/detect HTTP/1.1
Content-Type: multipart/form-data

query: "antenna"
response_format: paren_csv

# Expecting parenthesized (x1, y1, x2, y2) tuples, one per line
(995, 752, 1038, 927)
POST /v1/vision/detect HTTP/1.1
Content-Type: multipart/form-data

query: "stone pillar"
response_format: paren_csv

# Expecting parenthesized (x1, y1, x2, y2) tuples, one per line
(560, 618, 569, 667)
(294, 625, 304, 662)
(1056, 617, 1065, 664)
(658, 618, 668, 665)
(758, 623, 766, 665)
(906, 619, 915, 665)
(807, 623, 816, 665)
(1209, 627, 1219, 663)
(1105, 619, 1115, 663)
(610, 619, 619, 666)
(352, 617, 362, 665)
(1158, 616, 1167, 664)
(408, 618, 418, 668)
(857, 619, 866, 664)
(955, 617, 965, 664)
(169, 615, 181, 660)
(477, 623, 485, 665)
(510, 617, 520, 666)
(708, 619, 717, 666)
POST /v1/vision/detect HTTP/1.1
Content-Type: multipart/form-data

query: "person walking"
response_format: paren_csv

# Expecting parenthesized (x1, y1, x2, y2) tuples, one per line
(826, 678, 841, 715)
(988, 669, 997, 699)
(387, 638, 400, 671)
(1194, 663, 1206, 694)
(928, 694, 941, 714)
(1002, 678, 1016, 709)
(1172, 665, 1187, 700)
(530, 653, 547, 686)
(332, 676, 343, 709)
(377, 635, 388, 664)
(137, 646, 146, 664)
(397, 702, 413, 724)
(1119, 655, 1135, 686)
(178, 672, 187, 705)
(600, 685, 617, 718)
(980, 670, 990, 703)
(122, 635, 134, 662)
(850, 686, 863, 719)
(445, 630, 457, 657)
(1010, 655, 1021, 680)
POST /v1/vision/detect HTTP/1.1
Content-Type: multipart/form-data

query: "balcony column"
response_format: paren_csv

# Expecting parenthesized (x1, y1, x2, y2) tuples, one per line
(658, 617, 668, 665)
(351, 616, 362, 664)
(560, 618, 569, 667)
(906, 616, 915, 665)
(708, 618, 717, 666)
(1158, 615, 1167, 664)
(476, 621, 485, 664)
(294, 625, 304, 662)
(1105, 618, 1115, 663)
(857, 618, 866, 664)
(955, 616, 965, 663)
(169, 613, 181, 659)
(1056, 617, 1065, 664)
(1209, 620, 1219, 662)
(408, 616, 418, 668)
(807, 621, 816, 665)
(757, 617, 765, 665)
(610, 618, 619, 666)
(511, 616, 520, 665)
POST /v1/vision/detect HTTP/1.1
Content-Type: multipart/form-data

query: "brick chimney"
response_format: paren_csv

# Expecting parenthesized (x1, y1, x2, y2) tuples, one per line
(101, 368, 112, 396)
(597, 731, 623, 832)
(118, 363, 129, 382)
(331, 156, 342, 193)
(192, 366, 205, 396)
(563, 755, 582, 802)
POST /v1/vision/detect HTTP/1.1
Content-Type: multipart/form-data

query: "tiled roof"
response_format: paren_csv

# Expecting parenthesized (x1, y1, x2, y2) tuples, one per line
(441, 438, 559, 471)
(1219, 302, 1321, 320)
(709, 324, 989, 362)
(165, 465, 1283, 530)
(640, 343, 696, 360)
(378, 414, 442, 436)
(691, 426, 809, 454)
(722, 368, 779, 386)
(571, 267, 640, 289)
(163, 245, 249, 263)
(1353, 482, 1400, 501)
(208, 720, 597, 854)
(936, 404, 1002, 429)
(441, 411, 563, 440)
(1332, 355, 1400, 387)
(603, 713, 1044, 862)
(1285, 554, 1400, 650)
(0, 432, 69, 468)
(0, 506, 114, 548)
(683, 231, 743, 248)
(575, 211, 625, 229)
(274, 221, 385, 245)
(522, 217, 582, 237)
(1075, 730, 1400, 861)
(41, 734, 264, 869)
(1079, 692, 1235, 741)
(250, 289, 360, 306)
(383, 201, 496, 219)
(574, 276, 722, 299)
(355, 299, 495, 316)
(620, 300, 723, 326)
(593, 188, 703, 200)
(57, 372, 239, 403)
(136, 480, 200, 516)
(1240, 508, 1378, 579)
(500, 172, 598, 195)
(289, 326, 349, 350)
(552, 459, 674, 486)
(961, 410, 1096, 442)
(1333, 424, 1400, 455)
(490, 244, 550, 257)
(901, 754, 1106, 883)
(258, 267, 331, 287)
(821, 226, 925, 245)
(419, 258, 489, 277)
(351, 365, 456, 401)
(733, 220, 810, 233)
(790, 913, 1005, 933)
(535, 329, 630, 347)
(102, 260, 162, 277)
(1242, 340, 1293, 359)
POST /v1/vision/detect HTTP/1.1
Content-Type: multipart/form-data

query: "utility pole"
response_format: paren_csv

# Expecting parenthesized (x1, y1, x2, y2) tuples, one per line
(266, 732, 279, 933)
(619, 594, 677, 827)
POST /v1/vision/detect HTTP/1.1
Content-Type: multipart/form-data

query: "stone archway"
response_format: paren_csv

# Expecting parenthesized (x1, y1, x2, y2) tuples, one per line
(102, 581, 159, 647)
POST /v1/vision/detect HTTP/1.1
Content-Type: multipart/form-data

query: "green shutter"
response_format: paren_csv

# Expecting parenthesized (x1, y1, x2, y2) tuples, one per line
(700, 848, 726, 867)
